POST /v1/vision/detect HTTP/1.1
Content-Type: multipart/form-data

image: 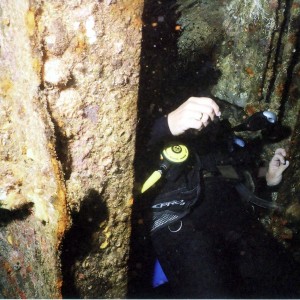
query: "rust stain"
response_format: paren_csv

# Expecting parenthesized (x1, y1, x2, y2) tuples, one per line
(75, 33, 87, 54)
(48, 142, 69, 296)
(269, 0, 279, 10)
(1, 261, 27, 299)
(245, 104, 258, 116)
(288, 34, 297, 44)
(109, 0, 144, 30)
(127, 197, 134, 207)
(2, 261, 13, 275)
(131, 16, 144, 29)
(275, 83, 285, 96)
(57, 278, 63, 291)
(51, 159, 69, 240)
(47, 142, 69, 246)
(292, 3, 300, 9)
(245, 67, 255, 77)
(20, 292, 27, 299)
(26, 265, 32, 273)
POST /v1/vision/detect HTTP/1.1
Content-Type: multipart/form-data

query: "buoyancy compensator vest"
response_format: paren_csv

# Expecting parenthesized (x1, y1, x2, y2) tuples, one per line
(140, 142, 201, 233)
(140, 140, 281, 233)
(150, 162, 201, 233)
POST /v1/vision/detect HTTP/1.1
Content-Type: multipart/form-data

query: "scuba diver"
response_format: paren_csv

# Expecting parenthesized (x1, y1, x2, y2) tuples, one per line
(137, 97, 300, 299)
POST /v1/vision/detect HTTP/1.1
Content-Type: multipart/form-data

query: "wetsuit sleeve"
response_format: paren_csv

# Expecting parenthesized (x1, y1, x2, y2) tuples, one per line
(147, 115, 173, 147)
(255, 176, 282, 201)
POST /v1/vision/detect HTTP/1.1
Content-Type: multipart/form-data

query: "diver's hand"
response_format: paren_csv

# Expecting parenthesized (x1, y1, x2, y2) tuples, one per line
(167, 97, 221, 136)
(266, 148, 289, 186)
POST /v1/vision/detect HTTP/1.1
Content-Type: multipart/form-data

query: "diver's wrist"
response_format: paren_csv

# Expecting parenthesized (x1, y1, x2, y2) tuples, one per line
(266, 172, 282, 186)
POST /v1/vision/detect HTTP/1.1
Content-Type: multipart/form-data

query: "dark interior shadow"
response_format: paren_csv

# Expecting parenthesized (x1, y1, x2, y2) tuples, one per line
(0, 203, 34, 226)
(46, 101, 73, 181)
(128, 0, 222, 298)
(128, 1, 180, 297)
(61, 189, 108, 298)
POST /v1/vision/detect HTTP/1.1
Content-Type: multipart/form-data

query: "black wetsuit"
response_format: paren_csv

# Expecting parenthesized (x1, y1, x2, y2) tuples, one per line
(145, 116, 300, 299)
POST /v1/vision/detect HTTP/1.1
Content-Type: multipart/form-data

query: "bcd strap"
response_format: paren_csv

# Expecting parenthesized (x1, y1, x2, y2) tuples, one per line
(235, 183, 282, 211)
(198, 155, 281, 211)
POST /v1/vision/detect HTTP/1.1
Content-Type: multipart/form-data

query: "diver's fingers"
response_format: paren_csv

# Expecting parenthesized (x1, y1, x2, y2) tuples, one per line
(267, 149, 289, 186)
(188, 119, 204, 131)
(201, 113, 210, 126)
(199, 104, 219, 121)
(189, 97, 221, 120)
(278, 160, 289, 172)
(168, 97, 220, 135)
(275, 148, 286, 157)
(270, 153, 286, 166)
(182, 98, 219, 119)
(179, 110, 203, 121)
(270, 148, 287, 165)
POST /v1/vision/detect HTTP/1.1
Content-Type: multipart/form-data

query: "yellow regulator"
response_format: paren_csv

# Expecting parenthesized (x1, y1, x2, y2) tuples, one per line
(162, 144, 189, 163)
(141, 143, 189, 193)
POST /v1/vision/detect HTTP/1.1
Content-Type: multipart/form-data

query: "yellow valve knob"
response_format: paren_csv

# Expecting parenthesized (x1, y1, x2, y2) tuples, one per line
(162, 144, 189, 163)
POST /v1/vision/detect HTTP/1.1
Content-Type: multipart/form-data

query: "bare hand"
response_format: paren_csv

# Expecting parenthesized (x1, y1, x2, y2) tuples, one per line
(266, 148, 289, 186)
(167, 97, 221, 136)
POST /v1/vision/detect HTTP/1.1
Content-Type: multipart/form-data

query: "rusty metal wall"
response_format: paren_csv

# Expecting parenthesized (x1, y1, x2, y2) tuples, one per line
(0, 0, 144, 298)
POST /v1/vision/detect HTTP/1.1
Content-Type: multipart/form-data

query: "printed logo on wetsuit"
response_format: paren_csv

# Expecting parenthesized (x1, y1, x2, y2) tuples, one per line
(152, 199, 185, 209)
